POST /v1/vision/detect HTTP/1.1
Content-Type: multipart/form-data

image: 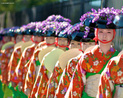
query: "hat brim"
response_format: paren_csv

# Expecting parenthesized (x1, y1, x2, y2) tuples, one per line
(38, 46, 56, 63)
(1, 41, 14, 51)
(44, 48, 64, 73)
(59, 48, 82, 70)
(21, 41, 34, 53)
(14, 41, 24, 49)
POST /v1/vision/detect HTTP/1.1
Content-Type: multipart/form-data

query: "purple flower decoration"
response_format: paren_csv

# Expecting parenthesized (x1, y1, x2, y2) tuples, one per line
(46, 15, 71, 23)
(110, 47, 114, 52)
(20, 25, 27, 32)
(14, 76, 17, 80)
(84, 26, 90, 38)
(80, 7, 121, 26)
(106, 71, 110, 77)
(99, 94, 103, 98)
(18, 69, 21, 73)
(63, 87, 67, 92)
(29, 74, 31, 77)
(49, 83, 53, 88)
(26, 22, 36, 30)
(33, 71, 35, 75)
(37, 83, 39, 86)
(80, 67, 86, 75)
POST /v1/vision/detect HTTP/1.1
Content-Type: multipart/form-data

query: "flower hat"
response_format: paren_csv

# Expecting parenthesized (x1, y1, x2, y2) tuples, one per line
(8, 26, 20, 37)
(26, 22, 36, 35)
(45, 15, 71, 23)
(113, 6, 123, 28)
(80, 7, 123, 43)
(1, 28, 11, 36)
(80, 7, 122, 29)
(62, 22, 95, 42)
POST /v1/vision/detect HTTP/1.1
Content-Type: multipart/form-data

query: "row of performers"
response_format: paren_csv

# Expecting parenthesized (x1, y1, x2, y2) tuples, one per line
(0, 7, 123, 98)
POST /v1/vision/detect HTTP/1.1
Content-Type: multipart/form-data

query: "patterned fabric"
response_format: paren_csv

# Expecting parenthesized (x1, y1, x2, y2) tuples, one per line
(30, 64, 48, 98)
(41, 63, 63, 98)
(97, 55, 123, 98)
(24, 49, 40, 91)
(65, 45, 118, 98)
(15, 44, 35, 91)
(55, 55, 81, 97)
(36, 67, 49, 98)
(24, 42, 47, 94)
(1, 46, 14, 84)
(8, 46, 22, 83)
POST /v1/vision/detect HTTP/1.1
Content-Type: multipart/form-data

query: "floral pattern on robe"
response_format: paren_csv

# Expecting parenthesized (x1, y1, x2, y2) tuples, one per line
(24, 49, 40, 91)
(97, 55, 123, 98)
(29, 64, 48, 98)
(65, 45, 118, 98)
(15, 44, 35, 91)
(41, 63, 63, 98)
(24, 42, 47, 94)
(55, 55, 81, 97)
(1, 46, 14, 84)
(8, 46, 22, 83)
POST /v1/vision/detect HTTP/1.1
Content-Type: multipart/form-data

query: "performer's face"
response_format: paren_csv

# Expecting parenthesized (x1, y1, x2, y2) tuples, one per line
(82, 42, 95, 51)
(16, 35, 23, 43)
(98, 29, 114, 42)
(3, 36, 11, 43)
(70, 40, 81, 49)
(23, 35, 32, 42)
(33, 36, 42, 43)
(45, 37, 55, 44)
(58, 38, 68, 46)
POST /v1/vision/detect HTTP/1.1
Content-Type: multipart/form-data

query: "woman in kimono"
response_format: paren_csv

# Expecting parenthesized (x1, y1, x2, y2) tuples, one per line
(40, 24, 73, 98)
(65, 7, 120, 98)
(97, 12, 123, 98)
(8, 26, 27, 87)
(7, 25, 33, 98)
(14, 22, 44, 93)
(0, 28, 11, 98)
(1, 27, 22, 98)
(29, 21, 71, 98)
(23, 21, 58, 96)
(54, 23, 95, 97)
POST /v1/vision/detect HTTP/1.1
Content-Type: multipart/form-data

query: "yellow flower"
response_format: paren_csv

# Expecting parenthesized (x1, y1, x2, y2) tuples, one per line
(86, 63, 91, 70)
(112, 65, 120, 72)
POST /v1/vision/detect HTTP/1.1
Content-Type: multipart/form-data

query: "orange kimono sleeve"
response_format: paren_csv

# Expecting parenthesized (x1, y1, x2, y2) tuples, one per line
(8, 47, 21, 82)
(41, 64, 63, 98)
(55, 57, 80, 97)
(97, 57, 122, 98)
(1, 52, 8, 84)
(24, 50, 40, 92)
(65, 57, 87, 98)
(1, 47, 14, 84)
(36, 67, 49, 97)
(15, 46, 35, 90)
(24, 60, 35, 90)
(30, 64, 45, 98)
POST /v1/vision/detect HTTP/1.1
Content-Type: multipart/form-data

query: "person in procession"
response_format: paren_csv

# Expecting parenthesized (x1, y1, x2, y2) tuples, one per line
(0, 27, 23, 98)
(29, 15, 71, 97)
(54, 22, 95, 98)
(65, 7, 120, 98)
(14, 22, 44, 93)
(97, 8, 123, 98)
